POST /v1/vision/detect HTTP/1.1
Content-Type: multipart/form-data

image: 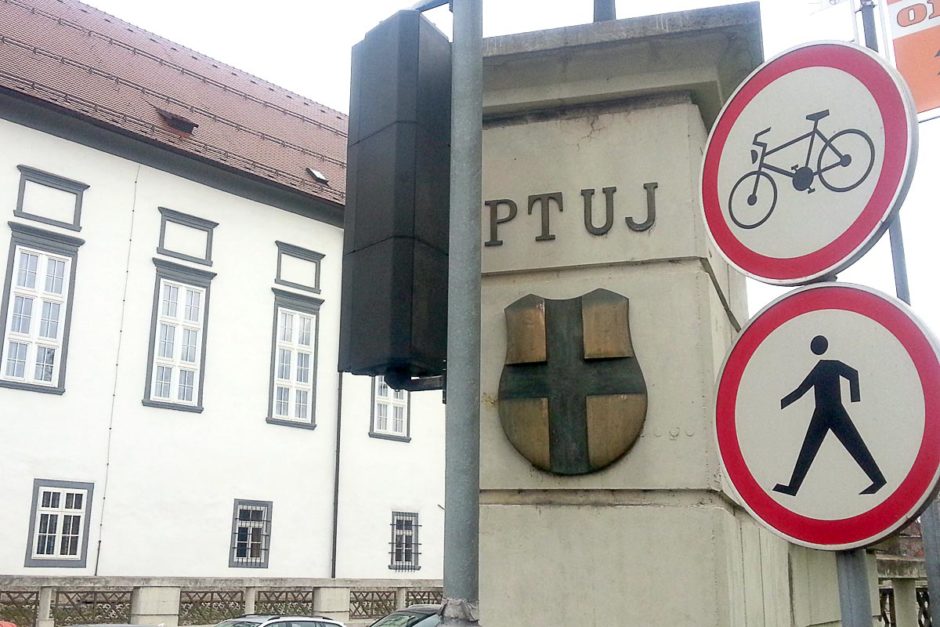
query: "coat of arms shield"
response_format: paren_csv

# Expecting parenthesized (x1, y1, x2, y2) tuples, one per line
(497, 288, 647, 475)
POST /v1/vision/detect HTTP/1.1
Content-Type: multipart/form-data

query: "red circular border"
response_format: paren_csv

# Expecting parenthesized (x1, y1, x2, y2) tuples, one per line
(716, 285, 940, 548)
(701, 44, 911, 283)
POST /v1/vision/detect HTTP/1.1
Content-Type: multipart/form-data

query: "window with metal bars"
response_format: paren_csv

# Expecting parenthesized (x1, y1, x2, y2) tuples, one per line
(229, 499, 272, 568)
(388, 511, 420, 571)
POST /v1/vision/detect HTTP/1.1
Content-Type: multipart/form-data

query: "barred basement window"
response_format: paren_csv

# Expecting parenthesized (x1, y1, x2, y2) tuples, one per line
(369, 376, 410, 442)
(389, 511, 420, 572)
(229, 499, 272, 568)
(25, 479, 94, 568)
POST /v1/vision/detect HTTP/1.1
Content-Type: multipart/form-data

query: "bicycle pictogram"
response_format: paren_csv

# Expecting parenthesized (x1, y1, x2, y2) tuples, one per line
(728, 109, 876, 229)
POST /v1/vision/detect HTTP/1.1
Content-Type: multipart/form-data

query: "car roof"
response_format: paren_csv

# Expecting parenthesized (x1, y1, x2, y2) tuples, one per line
(227, 617, 342, 625)
(403, 605, 441, 614)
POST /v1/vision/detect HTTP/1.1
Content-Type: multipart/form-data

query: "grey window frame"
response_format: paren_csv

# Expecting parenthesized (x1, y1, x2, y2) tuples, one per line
(142, 258, 216, 413)
(275, 241, 323, 294)
(388, 511, 421, 572)
(369, 376, 412, 443)
(157, 207, 218, 267)
(229, 498, 272, 569)
(266, 288, 322, 430)
(15, 165, 89, 232)
(0, 222, 84, 395)
(24, 478, 94, 568)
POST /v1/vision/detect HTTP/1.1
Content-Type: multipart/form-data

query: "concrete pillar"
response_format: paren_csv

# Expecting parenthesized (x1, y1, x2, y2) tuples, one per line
(394, 588, 408, 610)
(893, 579, 919, 627)
(477, 6, 837, 627)
(313, 587, 349, 624)
(130, 586, 181, 627)
(244, 588, 258, 615)
(37, 587, 54, 627)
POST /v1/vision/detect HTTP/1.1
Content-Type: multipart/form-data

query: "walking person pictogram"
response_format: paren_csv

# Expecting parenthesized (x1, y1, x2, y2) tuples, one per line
(773, 335, 886, 497)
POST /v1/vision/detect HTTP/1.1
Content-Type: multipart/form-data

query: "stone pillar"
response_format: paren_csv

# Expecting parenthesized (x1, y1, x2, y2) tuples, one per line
(893, 579, 919, 627)
(312, 587, 349, 624)
(478, 6, 839, 627)
(244, 588, 258, 615)
(130, 586, 180, 627)
(394, 587, 408, 610)
(37, 587, 54, 627)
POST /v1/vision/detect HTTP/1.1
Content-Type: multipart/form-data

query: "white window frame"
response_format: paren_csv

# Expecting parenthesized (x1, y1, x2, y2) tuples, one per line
(143, 259, 215, 412)
(25, 479, 94, 568)
(389, 511, 420, 572)
(267, 289, 321, 429)
(370, 376, 410, 441)
(229, 499, 272, 569)
(0, 223, 83, 395)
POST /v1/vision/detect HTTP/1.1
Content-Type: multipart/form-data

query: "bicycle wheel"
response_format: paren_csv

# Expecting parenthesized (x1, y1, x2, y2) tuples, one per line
(728, 170, 778, 229)
(817, 129, 875, 193)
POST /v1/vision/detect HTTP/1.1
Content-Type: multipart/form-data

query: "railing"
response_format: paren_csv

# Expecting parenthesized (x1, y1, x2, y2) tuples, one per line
(0, 578, 443, 627)
(880, 585, 932, 627)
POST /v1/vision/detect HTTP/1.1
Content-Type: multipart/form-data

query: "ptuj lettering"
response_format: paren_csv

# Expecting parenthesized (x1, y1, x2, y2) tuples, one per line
(484, 183, 658, 246)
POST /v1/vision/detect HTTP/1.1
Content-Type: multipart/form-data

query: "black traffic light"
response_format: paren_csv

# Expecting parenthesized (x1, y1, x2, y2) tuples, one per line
(339, 10, 451, 387)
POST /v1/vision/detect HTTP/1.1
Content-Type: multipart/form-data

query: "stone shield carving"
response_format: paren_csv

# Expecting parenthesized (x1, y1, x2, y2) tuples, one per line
(497, 288, 647, 475)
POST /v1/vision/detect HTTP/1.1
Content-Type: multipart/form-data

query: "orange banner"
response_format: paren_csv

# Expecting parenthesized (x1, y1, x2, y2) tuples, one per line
(886, 0, 940, 113)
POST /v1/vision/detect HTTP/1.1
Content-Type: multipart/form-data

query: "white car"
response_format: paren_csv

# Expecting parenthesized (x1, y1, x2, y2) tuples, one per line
(216, 614, 345, 627)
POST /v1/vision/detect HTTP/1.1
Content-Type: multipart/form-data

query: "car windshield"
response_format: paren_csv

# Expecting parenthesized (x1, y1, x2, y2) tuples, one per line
(371, 612, 440, 627)
(216, 621, 262, 627)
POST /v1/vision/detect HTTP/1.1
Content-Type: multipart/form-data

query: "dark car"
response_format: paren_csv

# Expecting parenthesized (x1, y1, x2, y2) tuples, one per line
(367, 604, 441, 627)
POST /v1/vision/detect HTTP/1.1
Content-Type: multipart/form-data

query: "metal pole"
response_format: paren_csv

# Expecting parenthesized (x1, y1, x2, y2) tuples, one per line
(594, 0, 616, 22)
(859, 0, 940, 617)
(837, 549, 875, 626)
(441, 0, 482, 624)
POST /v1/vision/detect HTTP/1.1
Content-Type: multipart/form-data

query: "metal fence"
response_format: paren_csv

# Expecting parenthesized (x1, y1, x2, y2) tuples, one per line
(52, 590, 132, 626)
(178, 590, 244, 626)
(348, 590, 396, 620)
(0, 590, 38, 627)
(880, 586, 932, 627)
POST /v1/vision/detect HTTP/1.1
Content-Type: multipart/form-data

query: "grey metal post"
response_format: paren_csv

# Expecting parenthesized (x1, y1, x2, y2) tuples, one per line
(837, 549, 875, 626)
(859, 1, 940, 616)
(594, 0, 616, 22)
(440, 0, 483, 624)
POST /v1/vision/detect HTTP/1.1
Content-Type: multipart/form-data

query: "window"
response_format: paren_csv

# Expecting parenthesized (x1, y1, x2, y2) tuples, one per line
(229, 499, 272, 568)
(0, 223, 84, 394)
(15, 165, 89, 232)
(157, 207, 218, 266)
(389, 511, 420, 572)
(275, 241, 323, 294)
(267, 289, 321, 429)
(143, 259, 215, 412)
(370, 376, 410, 441)
(25, 479, 94, 568)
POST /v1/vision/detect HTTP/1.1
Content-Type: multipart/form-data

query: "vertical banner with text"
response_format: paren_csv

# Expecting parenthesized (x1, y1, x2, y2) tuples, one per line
(886, 0, 940, 113)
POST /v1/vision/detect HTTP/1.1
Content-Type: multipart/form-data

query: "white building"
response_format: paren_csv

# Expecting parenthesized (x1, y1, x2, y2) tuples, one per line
(0, 0, 444, 582)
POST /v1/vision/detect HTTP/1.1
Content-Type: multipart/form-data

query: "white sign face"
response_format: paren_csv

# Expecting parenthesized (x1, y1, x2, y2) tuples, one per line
(716, 284, 940, 550)
(701, 42, 917, 285)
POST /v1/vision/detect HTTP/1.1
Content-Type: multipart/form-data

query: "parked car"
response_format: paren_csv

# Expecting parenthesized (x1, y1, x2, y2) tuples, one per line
(367, 604, 441, 627)
(216, 614, 345, 627)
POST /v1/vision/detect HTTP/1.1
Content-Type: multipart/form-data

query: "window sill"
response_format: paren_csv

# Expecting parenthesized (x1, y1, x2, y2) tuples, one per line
(388, 565, 421, 572)
(25, 558, 86, 568)
(266, 417, 317, 430)
(369, 431, 411, 443)
(141, 399, 204, 413)
(0, 380, 65, 395)
(229, 562, 270, 569)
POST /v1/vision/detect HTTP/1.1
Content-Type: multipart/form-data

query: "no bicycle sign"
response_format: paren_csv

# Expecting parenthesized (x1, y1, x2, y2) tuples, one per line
(715, 284, 940, 550)
(701, 42, 918, 285)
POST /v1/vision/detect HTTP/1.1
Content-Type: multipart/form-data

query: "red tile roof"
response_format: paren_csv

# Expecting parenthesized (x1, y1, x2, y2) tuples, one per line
(0, 0, 347, 206)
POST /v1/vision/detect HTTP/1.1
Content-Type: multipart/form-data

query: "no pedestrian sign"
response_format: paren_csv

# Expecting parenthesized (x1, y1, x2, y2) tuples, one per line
(715, 284, 940, 550)
(701, 42, 918, 285)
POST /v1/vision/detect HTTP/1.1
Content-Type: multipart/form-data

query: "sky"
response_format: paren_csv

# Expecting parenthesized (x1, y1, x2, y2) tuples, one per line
(79, 0, 939, 334)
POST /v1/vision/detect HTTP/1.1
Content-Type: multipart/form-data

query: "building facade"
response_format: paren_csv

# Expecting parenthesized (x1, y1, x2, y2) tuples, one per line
(0, 0, 444, 582)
